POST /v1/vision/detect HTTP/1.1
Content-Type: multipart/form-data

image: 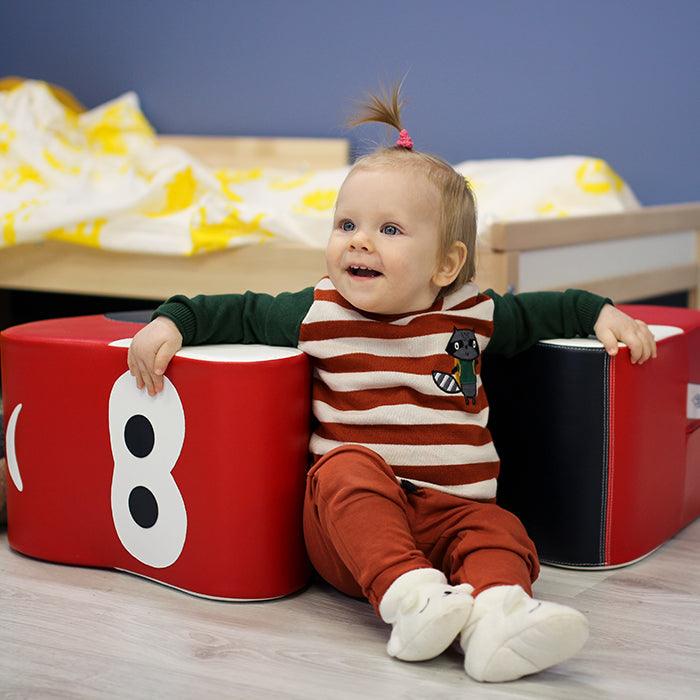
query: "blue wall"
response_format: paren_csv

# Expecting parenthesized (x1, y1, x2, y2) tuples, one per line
(1, 0, 698, 205)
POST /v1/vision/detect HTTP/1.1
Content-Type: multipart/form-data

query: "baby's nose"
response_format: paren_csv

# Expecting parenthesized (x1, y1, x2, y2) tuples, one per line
(349, 229, 372, 250)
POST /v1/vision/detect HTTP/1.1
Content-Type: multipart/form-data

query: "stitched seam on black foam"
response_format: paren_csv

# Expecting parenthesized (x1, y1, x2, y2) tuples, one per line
(599, 353, 609, 566)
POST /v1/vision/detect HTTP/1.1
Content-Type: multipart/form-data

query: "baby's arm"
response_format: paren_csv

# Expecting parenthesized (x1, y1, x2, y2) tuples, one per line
(485, 289, 655, 363)
(127, 288, 314, 395)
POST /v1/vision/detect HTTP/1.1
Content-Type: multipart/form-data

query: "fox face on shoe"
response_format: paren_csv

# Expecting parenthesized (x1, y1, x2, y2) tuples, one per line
(379, 568, 474, 662)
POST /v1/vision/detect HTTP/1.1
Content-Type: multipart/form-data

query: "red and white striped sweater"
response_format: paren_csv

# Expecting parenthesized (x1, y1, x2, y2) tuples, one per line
(298, 277, 500, 500)
(158, 279, 609, 499)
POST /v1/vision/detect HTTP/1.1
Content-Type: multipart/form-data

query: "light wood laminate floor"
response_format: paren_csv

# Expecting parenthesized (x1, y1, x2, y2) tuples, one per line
(2, 521, 699, 699)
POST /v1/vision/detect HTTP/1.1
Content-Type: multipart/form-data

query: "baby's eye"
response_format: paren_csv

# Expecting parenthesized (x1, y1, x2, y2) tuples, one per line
(381, 224, 400, 236)
(341, 220, 355, 232)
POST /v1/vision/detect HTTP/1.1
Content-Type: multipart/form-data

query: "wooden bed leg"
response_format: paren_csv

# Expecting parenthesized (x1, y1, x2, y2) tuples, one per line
(474, 245, 519, 296)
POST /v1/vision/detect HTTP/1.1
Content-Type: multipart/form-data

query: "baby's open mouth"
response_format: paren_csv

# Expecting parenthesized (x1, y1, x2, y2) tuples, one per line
(348, 266, 382, 278)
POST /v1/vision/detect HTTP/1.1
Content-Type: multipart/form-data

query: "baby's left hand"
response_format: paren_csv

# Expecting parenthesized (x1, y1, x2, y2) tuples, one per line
(593, 304, 657, 364)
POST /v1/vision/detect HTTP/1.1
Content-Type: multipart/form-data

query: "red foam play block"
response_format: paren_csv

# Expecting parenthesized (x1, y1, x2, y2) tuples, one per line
(1, 313, 311, 600)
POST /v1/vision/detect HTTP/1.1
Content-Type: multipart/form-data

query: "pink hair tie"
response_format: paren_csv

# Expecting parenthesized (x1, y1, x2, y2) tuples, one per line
(396, 129, 413, 150)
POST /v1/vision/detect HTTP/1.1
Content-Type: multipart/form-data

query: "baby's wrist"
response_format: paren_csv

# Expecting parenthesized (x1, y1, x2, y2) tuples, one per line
(153, 316, 183, 342)
(153, 303, 194, 343)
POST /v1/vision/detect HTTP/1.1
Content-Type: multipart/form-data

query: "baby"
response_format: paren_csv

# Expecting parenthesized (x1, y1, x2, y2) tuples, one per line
(128, 86, 656, 682)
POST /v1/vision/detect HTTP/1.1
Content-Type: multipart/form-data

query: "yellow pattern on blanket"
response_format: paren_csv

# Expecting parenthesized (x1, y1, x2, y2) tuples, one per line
(1, 81, 640, 255)
(0, 81, 347, 254)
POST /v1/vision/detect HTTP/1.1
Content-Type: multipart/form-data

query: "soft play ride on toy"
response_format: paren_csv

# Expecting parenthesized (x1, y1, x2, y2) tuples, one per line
(484, 304, 700, 568)
(1, 311, 311, 600)
(1, 304, 699, 596)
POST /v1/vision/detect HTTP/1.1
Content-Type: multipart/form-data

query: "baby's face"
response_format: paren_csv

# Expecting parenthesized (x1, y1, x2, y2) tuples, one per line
(326, 166, 444, 315)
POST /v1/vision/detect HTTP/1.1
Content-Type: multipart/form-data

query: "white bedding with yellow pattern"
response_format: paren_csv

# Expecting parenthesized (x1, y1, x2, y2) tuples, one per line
(456, 156, 639, 240)
(0, 81, 638, 255)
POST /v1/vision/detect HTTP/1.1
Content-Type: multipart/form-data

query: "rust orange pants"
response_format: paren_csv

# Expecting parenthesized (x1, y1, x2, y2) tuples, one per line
(303, 445, 539, 615)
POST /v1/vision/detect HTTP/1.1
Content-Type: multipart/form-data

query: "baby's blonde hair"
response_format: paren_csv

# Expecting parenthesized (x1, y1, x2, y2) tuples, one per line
(347, 83, 477, 294)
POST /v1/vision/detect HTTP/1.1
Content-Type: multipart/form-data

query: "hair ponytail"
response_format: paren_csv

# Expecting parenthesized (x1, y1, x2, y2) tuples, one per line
(347, 82, 405, 134)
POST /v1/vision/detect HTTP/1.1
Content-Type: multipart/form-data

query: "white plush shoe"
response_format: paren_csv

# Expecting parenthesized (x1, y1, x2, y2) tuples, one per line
(459, 585, 589, 682)
(379, 568, 474, 662)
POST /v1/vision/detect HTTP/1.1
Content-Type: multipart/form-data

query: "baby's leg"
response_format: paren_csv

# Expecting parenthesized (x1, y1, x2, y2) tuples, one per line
(304, 445, 472, 661)
(304, 445, 430, 604)
(426, 499, 587, 682)
(438, 500, 540, 596)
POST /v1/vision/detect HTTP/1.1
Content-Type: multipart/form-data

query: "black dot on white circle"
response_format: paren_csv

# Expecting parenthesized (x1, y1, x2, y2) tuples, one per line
(128, 486, 159, 529)
(124, 414, 155, 458)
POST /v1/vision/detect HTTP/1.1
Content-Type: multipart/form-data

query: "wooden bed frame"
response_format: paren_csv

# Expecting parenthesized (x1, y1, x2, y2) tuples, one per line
(0, 135, 698, 307)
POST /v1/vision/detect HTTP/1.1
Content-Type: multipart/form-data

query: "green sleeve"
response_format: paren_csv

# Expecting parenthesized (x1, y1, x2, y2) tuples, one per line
(151, 287, 315, 348)
(484, 288, 613, 357)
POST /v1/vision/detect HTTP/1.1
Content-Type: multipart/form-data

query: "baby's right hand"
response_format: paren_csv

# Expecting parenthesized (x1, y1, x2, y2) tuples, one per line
(127, 317, 183, 395)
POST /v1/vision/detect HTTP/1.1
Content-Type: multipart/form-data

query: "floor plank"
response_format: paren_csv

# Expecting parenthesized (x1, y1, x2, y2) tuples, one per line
(1, 520, 699, 699)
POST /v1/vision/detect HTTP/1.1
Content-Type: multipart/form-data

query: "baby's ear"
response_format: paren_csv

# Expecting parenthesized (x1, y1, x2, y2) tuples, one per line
(433, 241, 467, 288)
